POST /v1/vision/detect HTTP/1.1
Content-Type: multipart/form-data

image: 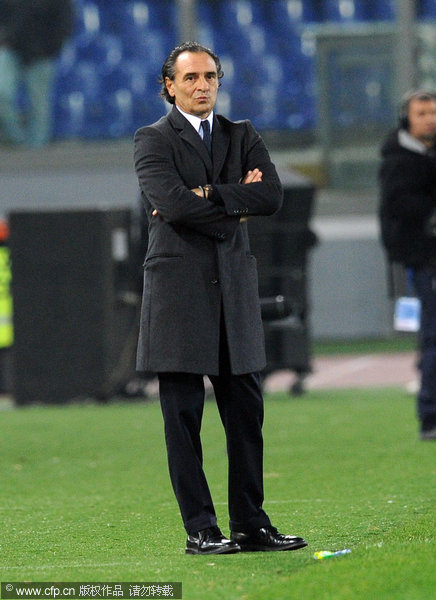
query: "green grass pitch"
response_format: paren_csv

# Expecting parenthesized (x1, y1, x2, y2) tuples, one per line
(1, 388, 435, 599)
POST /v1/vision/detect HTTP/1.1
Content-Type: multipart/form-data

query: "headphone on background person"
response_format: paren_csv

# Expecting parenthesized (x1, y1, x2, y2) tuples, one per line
(398, 89, 436, 130)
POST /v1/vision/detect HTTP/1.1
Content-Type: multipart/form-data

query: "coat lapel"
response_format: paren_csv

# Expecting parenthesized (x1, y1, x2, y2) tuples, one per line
(211, 115, 230, 183)
(168, 106, 213, 174)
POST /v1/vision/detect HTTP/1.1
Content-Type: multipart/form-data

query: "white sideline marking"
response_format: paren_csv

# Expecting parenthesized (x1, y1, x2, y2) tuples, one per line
(3, 562, 140, 570)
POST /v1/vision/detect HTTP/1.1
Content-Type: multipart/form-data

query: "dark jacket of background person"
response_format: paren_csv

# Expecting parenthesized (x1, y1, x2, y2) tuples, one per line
(379, 129, 436, 267)
(134, 106, 283, 376)
(0, 0, 72, 64)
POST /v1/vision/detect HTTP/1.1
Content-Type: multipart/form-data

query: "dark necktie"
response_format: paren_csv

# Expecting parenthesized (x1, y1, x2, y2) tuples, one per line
(201, 119, 212, 156)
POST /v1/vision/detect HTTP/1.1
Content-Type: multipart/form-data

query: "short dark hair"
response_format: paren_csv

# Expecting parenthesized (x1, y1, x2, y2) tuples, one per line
(159, 41, 224, 104)
(399, 89, 436, 129)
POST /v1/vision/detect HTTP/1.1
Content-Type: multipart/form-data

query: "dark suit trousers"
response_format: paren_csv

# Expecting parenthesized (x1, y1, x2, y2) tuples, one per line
(158, 317, 271, 535)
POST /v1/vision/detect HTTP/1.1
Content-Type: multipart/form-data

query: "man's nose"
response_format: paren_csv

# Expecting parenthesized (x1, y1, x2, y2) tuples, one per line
(198, 76, 209, 89)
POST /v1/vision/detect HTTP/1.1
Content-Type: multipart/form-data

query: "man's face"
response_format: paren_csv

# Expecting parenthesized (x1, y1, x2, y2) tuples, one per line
(165, 51, 219, 119)
(408, 98, 436, 145)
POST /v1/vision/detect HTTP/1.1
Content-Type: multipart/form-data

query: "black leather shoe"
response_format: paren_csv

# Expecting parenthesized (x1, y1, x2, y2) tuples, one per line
(420, 426, 436, 440)
(186, 526, 241, 555)
(231, 526, 308, 552)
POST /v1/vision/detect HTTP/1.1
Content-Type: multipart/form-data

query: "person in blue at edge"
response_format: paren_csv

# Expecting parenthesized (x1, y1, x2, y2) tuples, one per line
(0, 0, 72, 148)
(133, 42, 308, 554)
(379, 90, 436, 440)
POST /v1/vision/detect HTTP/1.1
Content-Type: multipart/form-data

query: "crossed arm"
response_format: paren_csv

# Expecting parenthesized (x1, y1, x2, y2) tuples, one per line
(152, 168, 263, 221)
(134, 121, 282, 240)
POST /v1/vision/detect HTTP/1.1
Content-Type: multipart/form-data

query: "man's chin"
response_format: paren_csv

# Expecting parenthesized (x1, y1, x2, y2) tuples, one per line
(422, 133, 436, 143)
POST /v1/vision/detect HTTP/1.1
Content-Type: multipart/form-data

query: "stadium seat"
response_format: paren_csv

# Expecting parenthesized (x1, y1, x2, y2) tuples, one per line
(53, 92, 86, 138)
(219, 0, 265, 27)
(73, 1, 101, 35)
(105, 0, 176, 35)
(218, 0, 266, 49)
(280, 79, 316, 130)
(268, 0, 320, 27)
(121, 28, 176, 67)
(197, 2, 221, 51)
(73, 32, 123, 71)
(419, 0, 436, 19)
(54, 60, 101, 100)
(131, 91, 167, 130)
(102, 89, 134, 138)
(101, 60, 148, 96)
(54, 89, 107, 139)
(319, 0, 367, 22)
(327, 60, 391, 130)
(53, 60, 104, 139)
(366, 0, 396, 20)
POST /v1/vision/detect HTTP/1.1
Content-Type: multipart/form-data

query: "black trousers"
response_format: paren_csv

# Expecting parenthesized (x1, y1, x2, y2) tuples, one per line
(414, 266, 436, 430)
(158, 322, 271, 534)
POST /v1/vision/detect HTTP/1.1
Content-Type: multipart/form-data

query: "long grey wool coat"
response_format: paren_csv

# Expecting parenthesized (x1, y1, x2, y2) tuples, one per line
(134, 106, 283, 376)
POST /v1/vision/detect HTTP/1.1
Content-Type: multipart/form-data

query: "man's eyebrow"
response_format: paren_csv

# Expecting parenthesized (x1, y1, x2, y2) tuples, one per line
(183, 71, 217, 78)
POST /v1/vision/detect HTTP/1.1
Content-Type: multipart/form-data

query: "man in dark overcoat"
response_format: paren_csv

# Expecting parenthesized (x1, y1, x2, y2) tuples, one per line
(134, 42, 308, 554)
(379, 89, 436, 440)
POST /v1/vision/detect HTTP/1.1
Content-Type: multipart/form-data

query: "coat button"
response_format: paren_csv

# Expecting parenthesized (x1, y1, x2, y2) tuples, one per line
(211, 278, 219, 285)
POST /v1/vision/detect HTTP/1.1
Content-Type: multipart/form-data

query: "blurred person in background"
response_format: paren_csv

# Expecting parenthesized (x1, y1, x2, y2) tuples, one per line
(134, 41, 308, 554)
(0, 0, 72, 148)
(379, 90, 436, 440)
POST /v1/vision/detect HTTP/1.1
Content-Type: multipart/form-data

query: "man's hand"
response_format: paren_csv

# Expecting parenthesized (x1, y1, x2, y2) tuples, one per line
(242, 168, 263, 184)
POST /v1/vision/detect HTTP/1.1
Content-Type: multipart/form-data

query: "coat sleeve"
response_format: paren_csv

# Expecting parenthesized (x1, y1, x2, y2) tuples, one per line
(213, 120, 283, 217)
(134, 126, 239, 241)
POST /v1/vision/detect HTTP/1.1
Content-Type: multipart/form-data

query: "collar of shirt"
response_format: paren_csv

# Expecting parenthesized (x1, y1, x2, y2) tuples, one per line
(176, 105, 214, 138)
(398, 129, 428, 155)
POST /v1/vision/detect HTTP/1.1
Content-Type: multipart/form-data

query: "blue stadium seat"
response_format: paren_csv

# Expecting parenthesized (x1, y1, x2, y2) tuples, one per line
(107, 1, 153, 35)
(73, 1, 101, 35)
(105, 0, 176, 35)
(361, 65, 393, 124)
(53, 91, 86, 138)
(218, 0, 266, 50)
(121, 28, 176, 67)
(54, 89, 106, 139)
(73, 32, 123, 71)
(268, 0, 320, 27)
(328, 61, 391, 130)
(102, 89, 134, 138)
(54, 60, 101, 100)
(197, 2, 220, 51)
(367, 0, 396, 20)
(279, 76, 316, 130)
(131, 91, 167, 129)
(101, 60, 148, 96)
(53, 61, 104, 139)
(220, 49, 314, 131)
(419, 0, 436, 19)
(319, 0, 368, 22)
(219, 0, 265, 27)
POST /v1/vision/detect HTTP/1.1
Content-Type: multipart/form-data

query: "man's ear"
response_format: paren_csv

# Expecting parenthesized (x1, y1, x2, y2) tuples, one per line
(165, 77, 175, 98)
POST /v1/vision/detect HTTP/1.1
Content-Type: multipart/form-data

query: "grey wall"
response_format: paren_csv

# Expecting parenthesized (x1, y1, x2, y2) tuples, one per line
(310, 215, 393, 339)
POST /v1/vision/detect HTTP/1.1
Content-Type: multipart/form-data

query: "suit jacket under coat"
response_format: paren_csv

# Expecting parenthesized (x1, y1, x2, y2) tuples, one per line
(134, 106, 283, 375)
